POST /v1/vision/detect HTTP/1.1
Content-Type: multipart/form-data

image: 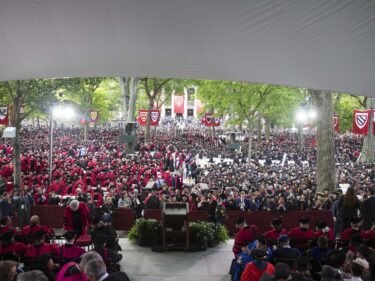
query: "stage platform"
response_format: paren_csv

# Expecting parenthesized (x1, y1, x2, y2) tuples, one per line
(118, 238, 234, 281)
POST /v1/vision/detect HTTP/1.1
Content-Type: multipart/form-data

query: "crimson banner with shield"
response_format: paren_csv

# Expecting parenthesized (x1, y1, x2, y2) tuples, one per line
(137, 110, 160, 126)
(174, 95, 184, 114)
(90, 111, 99, 123)
(0, 107, 9, 125)
(204, 114, 213, 126)
(352, 110, 370, 135)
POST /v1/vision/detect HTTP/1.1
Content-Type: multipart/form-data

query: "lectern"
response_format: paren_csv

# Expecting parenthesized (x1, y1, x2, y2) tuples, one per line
(162, 202, 189, 251)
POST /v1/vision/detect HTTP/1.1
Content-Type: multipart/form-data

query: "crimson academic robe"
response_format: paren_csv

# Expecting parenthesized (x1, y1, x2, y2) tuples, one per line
(22, 224, 54, 237)
(233, 225, 257, 256)
(24, 243, 60, 258)
(63, 202, 90, 235)
(0, 242, 26, 255)
(60, 244, 86, 261)
(363, 229, 375, 240)
(288, 227, 315, 240)
(264, 229, 288, 241)
(340, 228, 363, 242)
(315, 229, 335, 240)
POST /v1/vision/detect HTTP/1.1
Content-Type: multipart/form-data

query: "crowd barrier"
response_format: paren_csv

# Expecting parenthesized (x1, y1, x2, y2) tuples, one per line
(29, 206, 332, 235)
(144, 209, 333, 235)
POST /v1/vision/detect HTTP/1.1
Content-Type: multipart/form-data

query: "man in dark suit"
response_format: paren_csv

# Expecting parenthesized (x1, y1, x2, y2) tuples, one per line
(361, 187, 375, 230)
(84, 258, 130, 281)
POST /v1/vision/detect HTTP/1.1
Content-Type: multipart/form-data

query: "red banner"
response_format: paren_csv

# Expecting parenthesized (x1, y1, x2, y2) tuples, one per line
(333, 115, 339, 132)
(174, 95, 184, 114)
(204, 114, 213, 126)
(137, 110, 160, 126)
(352, 109, 370, 135)
(90, 111, 99, 123)
(213, 118, 221, 127)
(195, 99, 203, 115)
(0, 107, 9, 125)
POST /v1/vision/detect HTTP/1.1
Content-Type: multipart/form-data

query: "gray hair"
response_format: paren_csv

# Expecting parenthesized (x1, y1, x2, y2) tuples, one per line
(79, 251, 103, 269)
(84, 258, 107, 279)
(70, 200, 79, 211)
(17, 270, 48, 281)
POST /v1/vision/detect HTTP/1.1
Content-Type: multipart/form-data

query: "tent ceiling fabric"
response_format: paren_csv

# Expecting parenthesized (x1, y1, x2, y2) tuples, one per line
(0, 0, 375, 97)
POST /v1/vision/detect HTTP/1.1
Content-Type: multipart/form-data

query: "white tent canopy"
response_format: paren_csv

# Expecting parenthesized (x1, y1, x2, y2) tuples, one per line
(0, 0, 375, 97)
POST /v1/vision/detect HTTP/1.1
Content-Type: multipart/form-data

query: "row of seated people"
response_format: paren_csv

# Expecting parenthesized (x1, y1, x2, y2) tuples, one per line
(233, 216, 375, 257)
(0, 216, 122, 273)
(231, 232, 374, 281)
(0, 250, 129, 281)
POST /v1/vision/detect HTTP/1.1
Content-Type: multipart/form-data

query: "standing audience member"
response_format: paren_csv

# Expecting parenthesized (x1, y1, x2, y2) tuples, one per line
(339, 187, 360, 232)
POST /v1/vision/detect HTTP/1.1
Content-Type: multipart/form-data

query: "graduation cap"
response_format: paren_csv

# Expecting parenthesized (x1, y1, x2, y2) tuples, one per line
(251, 248, 267, 259)
(271, 218, 282, 226)
(63, 231, 77, 241)
(34, 230, 46, 240)
(278, 235, 289, 243)
(0, 230, 15, 241)
(351, 217, 362, 224)
(299, 217, 310, 224)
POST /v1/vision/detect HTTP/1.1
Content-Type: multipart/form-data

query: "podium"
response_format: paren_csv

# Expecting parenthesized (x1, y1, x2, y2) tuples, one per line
(162, 202, 189, 251)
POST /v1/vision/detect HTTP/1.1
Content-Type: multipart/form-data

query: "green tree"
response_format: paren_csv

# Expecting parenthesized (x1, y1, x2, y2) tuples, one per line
(58, 78, 104, 140)
(138, 78, 172, 143)
(0, 80, 58, 188)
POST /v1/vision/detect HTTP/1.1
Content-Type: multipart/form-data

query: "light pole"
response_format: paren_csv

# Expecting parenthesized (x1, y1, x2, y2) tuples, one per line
(49, 104, 76, 186)
(295, 106, 316, 151)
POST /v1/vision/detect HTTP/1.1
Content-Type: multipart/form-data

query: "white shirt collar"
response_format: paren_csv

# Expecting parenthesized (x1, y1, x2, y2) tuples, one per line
(98, 273, 109, 281)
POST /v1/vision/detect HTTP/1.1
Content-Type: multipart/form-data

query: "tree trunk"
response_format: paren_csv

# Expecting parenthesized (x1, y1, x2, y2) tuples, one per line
(257, 115, 262, 140)
(144, 99, 153, 143)
(84, 122, 89, 141)
(247, 126, 253, 162)
(360, 97, 375, 163)
(127, 78, 139, 122)
(13, 123, 22, 189)
(265, 118, 271, 141)
(298, 124, 304, 152)
(118, 77, 130, 122)
(312, 90, 336, 192)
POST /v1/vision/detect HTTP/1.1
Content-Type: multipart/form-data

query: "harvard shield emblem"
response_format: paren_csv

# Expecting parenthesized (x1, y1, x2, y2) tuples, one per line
(140, 111, 147, 122)
(90, 111, 98, 121)
(206, 115, 212, 124)
(175, 96, 184, 107)
(151, 111, 159, 122)
(355, 112, 368, 129)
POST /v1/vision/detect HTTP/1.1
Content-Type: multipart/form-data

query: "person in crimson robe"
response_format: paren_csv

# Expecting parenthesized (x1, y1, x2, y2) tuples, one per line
(362, 220, 375, 241)
(314, 221, 335, 240)
(33, 187, 48, 205)
(63, 200, 90, 236)
(288, 217, 315, 240)
(341, 217, 363, 242)
(0, 217, 15, 235)
(24, 230, 60, 268)
(233, 217, 257, 256)
(59, 231, 86, 263)
(263, 218, 288, 241)
(21, 215, 54, 238)
(0, 230, 26, 256)
(240, 249, 275, 281)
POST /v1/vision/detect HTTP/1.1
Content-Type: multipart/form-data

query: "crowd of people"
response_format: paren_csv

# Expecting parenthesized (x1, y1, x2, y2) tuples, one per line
(0, 119, 374, 280)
